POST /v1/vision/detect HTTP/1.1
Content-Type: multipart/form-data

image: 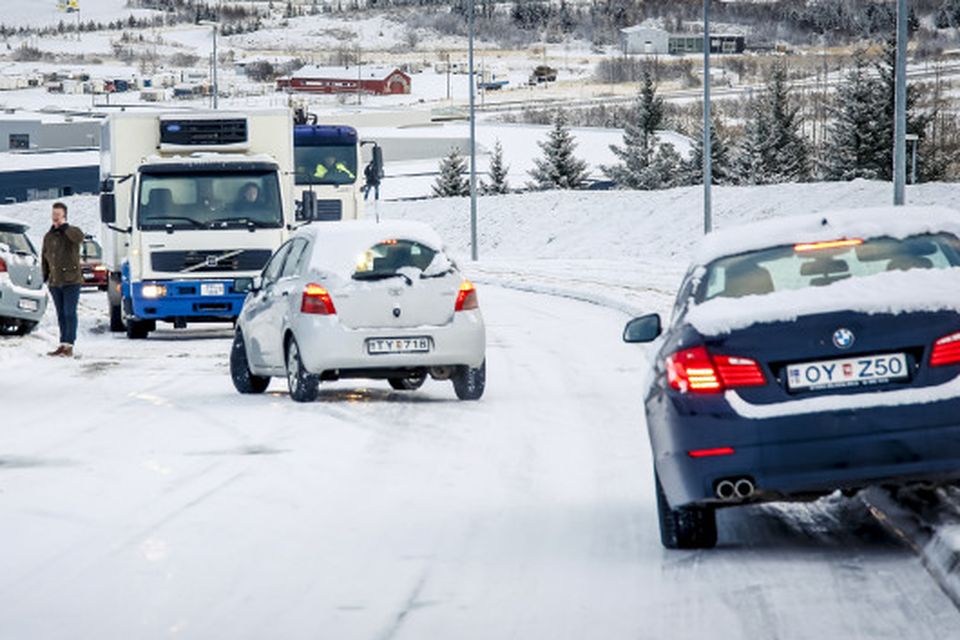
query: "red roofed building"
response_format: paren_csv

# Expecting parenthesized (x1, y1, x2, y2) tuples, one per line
(277, 66, 411, 95)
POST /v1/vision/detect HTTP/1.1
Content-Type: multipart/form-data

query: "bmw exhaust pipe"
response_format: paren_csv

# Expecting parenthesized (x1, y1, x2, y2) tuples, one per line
(734, 478, 755, 499)
(716, 480, 736, 500)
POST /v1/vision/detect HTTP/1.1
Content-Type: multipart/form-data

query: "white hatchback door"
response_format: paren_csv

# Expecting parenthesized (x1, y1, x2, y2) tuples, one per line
(331, 239, 459, 330)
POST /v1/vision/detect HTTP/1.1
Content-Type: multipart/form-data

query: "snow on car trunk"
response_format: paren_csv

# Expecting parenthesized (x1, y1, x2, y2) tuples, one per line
(332, 275, 458, 330)
(306, 220, 461, 330)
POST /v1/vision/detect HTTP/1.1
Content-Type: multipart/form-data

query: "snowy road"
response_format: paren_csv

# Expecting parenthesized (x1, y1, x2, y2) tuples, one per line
(2, 286, 959, 639)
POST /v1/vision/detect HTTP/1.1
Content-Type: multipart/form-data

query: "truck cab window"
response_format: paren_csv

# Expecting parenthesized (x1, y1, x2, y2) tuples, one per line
(295, 146, 358, 186)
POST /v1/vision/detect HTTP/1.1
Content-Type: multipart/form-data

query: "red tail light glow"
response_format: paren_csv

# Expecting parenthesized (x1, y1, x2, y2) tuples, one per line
(0, 257, 6, 273)
(931, 331, 960, 367)
(455, 280, 478, 311)
(794, 238, 863, 253)
(666, 347, 766, 394)
(688, 447, 736, 458)
(301, 284, 336, 315)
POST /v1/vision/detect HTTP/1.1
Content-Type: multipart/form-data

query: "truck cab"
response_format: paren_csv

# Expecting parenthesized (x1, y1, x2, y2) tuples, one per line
(99, 110, 295, 339)
(293, 124, 364, 221)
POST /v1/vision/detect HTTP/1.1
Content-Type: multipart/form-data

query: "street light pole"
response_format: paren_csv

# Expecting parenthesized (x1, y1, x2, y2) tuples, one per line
(703, 0, 712, 234)
(468, 0, 479, 262)
(894, 0, 908, 205)
(200, 20, 220, 109)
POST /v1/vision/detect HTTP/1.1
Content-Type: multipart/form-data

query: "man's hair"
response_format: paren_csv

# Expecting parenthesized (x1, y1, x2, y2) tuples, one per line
(52, 202, 68, 216)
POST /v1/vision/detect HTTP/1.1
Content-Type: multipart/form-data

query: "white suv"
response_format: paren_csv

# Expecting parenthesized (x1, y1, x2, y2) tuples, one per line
(230, 221, 486, 402)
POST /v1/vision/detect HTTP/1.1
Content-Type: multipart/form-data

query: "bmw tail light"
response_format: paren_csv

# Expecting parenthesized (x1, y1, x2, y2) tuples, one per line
(0, 257, 6, 273)
(301, 284, 336, 315)
(930, 331, 960, 367)
(666, 346, 722, 393)
(455, 280, 478, 311)
(714, 355, 767, 388)
(666, 347, 766, 394)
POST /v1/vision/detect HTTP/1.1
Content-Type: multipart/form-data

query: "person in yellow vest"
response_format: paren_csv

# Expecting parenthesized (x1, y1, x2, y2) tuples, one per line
(314, 154, 355, 182)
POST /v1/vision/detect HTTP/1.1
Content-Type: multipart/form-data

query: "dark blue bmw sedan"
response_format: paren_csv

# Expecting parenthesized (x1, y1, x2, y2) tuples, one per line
(625, 206, 960, 549)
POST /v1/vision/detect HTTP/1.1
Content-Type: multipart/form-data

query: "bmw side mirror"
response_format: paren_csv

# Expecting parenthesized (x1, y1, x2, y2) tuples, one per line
(100, 192, 117, 224)
(623, 314, 662, 343)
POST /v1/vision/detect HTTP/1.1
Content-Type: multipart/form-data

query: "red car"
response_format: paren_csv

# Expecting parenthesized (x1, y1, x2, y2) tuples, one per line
(81, 236, 108, 290)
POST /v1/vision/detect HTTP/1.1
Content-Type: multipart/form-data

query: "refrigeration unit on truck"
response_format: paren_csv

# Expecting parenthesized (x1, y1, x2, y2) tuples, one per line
(292, 121, 383, 222)
(99, 109, 295, 339)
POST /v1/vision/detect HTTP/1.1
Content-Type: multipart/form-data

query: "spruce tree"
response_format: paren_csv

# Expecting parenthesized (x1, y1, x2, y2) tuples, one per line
(433, 147, 470, 197)
(821, 55, 887, 181)
(682, 114, 733, 186)
(529, 110, 589, 190)
(733, 64, 809, 185)
(603, 70, 671, 189)
(482, 139, 510, 195)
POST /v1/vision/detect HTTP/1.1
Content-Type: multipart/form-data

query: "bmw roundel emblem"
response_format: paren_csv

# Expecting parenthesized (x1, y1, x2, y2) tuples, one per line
(833, 328, 855, 350)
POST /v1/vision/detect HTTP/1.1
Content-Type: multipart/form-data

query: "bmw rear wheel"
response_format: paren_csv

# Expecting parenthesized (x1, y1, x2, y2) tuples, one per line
(452, 360, 486, 401)
(286, 337, 319, 403)
(230, 330, 270, 394)
(655, 470, 717, 550)
(389, 372, 426, 391)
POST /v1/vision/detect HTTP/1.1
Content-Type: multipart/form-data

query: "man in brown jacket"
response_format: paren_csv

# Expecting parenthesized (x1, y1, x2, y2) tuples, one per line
(42, 202, 84, 357)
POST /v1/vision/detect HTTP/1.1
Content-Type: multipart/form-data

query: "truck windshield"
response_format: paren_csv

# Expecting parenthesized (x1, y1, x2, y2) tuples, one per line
(138, 171, 283, 231)
(295, 145, 358, 186)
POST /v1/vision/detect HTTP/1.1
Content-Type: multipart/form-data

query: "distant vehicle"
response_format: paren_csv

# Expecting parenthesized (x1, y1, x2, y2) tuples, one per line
(0, 216, 46, 335)
(230, 221, 487, 403)
(529, 65, 558, 85)
(80, 236, 107, 291)
(624, 206, 960, 549)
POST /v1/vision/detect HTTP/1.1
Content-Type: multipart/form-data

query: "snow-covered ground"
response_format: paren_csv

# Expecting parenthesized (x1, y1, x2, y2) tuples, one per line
(4, 181, 960, 637)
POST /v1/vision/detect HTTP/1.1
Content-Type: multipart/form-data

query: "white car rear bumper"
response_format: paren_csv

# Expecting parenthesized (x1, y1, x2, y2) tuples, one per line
(294, 309, 486, 374)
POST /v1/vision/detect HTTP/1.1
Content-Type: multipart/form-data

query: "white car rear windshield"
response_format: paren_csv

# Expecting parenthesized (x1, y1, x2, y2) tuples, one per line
(353, 240, 452, 282)
(0, 227, 34, 255)
(698, 233, 960, 302)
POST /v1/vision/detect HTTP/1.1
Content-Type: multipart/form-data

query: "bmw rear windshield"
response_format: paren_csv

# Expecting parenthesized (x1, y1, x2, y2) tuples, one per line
(697, 233, 960, 303)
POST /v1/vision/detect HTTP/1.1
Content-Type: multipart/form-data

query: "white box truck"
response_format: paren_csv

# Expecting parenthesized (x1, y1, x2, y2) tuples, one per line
(99, 109, 295, 339)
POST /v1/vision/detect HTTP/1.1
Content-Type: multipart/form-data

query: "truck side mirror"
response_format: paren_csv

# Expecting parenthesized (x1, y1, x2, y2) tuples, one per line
(301, 190, 317, 221)
(100, 178, 115, 192)
(100, 192, 117, 224)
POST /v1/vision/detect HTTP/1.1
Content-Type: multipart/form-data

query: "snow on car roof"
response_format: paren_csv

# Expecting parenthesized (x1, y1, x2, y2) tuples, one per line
(0, 215, 29, 229)
(696, 206, 960, 266)
(299, 220, 447, 278)
(686, 266, 960, 337)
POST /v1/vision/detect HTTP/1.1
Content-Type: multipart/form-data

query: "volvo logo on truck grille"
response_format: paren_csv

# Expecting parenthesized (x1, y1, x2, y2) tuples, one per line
(832, 328, 855, 350)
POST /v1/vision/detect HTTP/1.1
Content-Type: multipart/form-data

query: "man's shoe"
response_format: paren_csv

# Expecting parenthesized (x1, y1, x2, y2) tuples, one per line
(47, 345, 66, 357)
(60, 345, 74, 358)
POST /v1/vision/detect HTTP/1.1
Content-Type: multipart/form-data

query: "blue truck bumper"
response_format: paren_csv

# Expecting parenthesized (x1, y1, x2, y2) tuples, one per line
(129, 279, 249, 322)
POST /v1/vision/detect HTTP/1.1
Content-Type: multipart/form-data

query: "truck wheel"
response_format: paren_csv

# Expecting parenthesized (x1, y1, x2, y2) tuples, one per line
(286, 337, 319, 403)
(15, 320, 38, 336)
(230, 330, 270, 394)
(655, 470, 717, 550)
(452, 360, 485, 401)
(109, 301, 124, 332)
(126, 320, 150, 340)
(389, 372, 426, 391)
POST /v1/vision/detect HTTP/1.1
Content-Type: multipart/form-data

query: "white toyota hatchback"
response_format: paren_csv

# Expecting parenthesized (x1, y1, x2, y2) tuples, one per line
(230, 221, 486, 402)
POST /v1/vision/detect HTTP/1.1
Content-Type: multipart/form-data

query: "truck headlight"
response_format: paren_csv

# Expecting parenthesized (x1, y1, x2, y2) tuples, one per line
(141, 284, 167, 298)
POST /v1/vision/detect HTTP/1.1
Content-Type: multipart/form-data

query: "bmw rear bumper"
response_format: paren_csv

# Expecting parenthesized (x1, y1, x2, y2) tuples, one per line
(650, 390, 960, 508)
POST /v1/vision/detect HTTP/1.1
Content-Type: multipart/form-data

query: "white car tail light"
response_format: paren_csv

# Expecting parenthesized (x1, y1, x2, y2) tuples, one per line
(301, 283, 336, 315)
(455, 280, 478, 311)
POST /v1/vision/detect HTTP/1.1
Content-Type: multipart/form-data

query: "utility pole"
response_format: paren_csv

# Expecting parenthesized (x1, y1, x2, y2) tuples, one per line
(468, 0, 478, 261)
(702, 0, 712, 234)
(199, 20, 220, 109)
(893, 0, 908, 205)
